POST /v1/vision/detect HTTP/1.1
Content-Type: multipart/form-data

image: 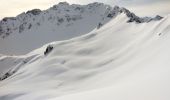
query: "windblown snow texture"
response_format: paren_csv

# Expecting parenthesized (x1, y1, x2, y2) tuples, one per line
(0, 2, 169, 100)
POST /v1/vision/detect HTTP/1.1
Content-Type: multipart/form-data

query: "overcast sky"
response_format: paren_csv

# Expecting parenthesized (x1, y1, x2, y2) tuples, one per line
(0, 0, 170, 19)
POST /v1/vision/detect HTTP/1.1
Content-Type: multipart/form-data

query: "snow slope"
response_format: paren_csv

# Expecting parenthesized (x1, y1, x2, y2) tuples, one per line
(0, 10, 170, 100)
(0, 2, 162, 55)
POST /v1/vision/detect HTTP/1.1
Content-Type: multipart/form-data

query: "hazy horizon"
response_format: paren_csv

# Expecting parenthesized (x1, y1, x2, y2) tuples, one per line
(0, 0, 170, 19)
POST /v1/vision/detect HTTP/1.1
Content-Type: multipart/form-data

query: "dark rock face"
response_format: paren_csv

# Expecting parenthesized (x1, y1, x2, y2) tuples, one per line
(106, 6, 120, 18)
(154, 15, 163, 20)
(26, 9, 42, 15)
(0, 71, 16, 81)
(58, 2, 69, 6)
(2, 17, 16, 22)
(121, 8, 143, 23)
(0, 25, 3, 35)
(97, 22, 103, 29)
(121, 8, 163, 23)
(19, 22, 27, 33)
(44, 45, 54, 55)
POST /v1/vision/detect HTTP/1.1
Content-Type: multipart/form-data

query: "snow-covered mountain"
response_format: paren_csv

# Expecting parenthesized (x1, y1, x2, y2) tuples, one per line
(0, 2, 169, 100)
(0, 2, 162, 55)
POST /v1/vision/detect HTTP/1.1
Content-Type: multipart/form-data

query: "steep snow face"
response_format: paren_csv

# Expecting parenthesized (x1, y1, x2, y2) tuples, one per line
(0, 13, 169, 100)
(0, 53, 42, 81)
(0, 2, 162, 55)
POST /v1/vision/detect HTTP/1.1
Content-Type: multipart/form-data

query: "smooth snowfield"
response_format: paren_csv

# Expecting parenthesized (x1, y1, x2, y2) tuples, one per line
(0, 13, 170, 100)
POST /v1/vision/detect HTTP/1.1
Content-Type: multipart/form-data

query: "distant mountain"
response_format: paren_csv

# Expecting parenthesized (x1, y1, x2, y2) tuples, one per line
(0, 2, 163, 55)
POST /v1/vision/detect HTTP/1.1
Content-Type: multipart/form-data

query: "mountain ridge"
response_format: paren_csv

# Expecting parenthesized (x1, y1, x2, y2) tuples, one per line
(0, 2, 163, 39)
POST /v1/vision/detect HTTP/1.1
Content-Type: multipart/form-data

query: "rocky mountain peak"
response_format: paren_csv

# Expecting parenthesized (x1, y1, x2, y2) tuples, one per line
(0, 2, 163, 39)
